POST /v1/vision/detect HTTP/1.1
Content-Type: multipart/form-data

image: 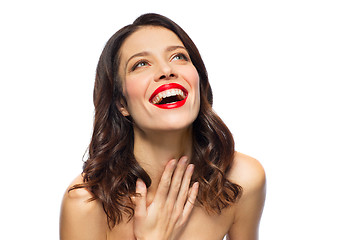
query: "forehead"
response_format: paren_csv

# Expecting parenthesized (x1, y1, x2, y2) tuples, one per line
(119, 26, 185, 59)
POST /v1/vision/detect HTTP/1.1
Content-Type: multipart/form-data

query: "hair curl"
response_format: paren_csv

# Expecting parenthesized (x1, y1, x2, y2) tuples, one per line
(70, 13, 242, 228)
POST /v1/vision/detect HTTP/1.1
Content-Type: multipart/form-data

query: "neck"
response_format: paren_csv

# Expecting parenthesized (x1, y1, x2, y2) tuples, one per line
(133, 125, 193, 193)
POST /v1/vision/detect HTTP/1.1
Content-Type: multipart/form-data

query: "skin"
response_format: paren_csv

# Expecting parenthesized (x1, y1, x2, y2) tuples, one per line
(60, 26, 266, 240)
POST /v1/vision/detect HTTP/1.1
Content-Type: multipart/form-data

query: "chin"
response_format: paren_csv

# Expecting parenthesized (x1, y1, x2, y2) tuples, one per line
(153, 115, 196, 132)
(132, 99, 200, 133)
(135, 110, 198, 133)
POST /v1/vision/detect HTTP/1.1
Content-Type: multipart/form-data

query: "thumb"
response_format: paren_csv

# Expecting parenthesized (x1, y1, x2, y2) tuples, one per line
(135, 178, 147, 218)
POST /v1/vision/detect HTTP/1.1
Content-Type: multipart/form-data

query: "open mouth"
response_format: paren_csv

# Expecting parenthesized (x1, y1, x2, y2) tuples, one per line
(149, 83, 188, 109)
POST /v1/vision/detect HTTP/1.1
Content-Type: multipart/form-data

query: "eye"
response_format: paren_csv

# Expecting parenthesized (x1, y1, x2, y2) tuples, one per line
(171, 53, 189, 62)
(131, 60, 149, 71)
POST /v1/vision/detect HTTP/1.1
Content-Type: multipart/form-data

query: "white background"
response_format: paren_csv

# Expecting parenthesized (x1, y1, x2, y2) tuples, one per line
(1, 0, 359, 239)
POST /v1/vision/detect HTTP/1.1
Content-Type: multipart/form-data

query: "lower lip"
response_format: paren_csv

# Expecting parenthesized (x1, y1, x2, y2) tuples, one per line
(153, 97, 187, 109)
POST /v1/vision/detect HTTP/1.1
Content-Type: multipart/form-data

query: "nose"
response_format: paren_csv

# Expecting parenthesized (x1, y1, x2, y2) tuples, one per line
(155, 62, 178, 81)
(159, 73, 176, 80)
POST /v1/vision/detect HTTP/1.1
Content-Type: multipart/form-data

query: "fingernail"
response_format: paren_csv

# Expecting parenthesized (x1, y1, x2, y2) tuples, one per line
(180, 156, 188, 164)
(187, 164, 194, 173)
(170, 159, 177, 167)
(136, 179, 146, 189)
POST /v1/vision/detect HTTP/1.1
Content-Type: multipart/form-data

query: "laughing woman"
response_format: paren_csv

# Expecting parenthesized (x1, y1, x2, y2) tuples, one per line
(60, 13, 266, 240)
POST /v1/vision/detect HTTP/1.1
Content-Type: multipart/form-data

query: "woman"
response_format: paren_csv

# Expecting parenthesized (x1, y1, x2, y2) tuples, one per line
(60, 13, 266, 240)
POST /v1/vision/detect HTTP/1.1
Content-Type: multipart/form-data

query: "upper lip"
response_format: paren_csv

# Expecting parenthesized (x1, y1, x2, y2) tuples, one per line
(149, 83, 188, 103)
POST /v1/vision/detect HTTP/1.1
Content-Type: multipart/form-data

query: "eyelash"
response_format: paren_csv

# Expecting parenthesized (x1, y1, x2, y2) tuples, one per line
(131, 60, 149, 71)
(130, 53, 189, 72)
(172, 53, 189, 61)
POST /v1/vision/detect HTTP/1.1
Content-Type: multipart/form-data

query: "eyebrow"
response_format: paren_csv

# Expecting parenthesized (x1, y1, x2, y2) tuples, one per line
(166, 45, 186, 52)
(125, 45, 187, 69)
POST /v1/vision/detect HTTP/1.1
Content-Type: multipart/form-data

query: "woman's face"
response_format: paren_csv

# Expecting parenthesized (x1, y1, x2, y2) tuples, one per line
(118, 26, 200, 132)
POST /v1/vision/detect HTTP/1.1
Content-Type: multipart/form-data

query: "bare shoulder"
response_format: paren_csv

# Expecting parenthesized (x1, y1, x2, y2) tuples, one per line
(62, 175, 92, 201)
(60, 174, 107, 240)
(226, 152, 266, 239)
(227, 152, 266, 195)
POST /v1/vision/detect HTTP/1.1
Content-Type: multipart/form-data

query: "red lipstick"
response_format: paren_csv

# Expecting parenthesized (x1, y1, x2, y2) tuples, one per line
(149, 83, 188, 109)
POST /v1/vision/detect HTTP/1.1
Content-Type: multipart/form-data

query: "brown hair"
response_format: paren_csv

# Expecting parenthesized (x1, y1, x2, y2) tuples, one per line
(70, 13, 242, 227)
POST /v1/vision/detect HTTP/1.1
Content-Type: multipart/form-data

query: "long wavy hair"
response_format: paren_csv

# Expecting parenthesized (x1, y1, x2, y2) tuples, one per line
(70, 13, 242, 227)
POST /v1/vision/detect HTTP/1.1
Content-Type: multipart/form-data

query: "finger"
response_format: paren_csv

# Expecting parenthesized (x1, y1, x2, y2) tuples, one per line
(173, 163, 194, 209)
(182, 182, 199, 221)
(166, 156, 189, 206)
(169, 163, 194, 226)
(153, 159, 177, 204)
(134, 178, 147, 219)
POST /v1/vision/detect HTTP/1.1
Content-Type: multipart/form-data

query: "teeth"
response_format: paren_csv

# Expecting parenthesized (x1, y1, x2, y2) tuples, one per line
(151, 89, 186, 104)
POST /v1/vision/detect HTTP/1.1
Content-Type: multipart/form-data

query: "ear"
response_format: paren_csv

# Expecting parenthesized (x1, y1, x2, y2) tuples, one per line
(116, 101, 130, 117)
(120, 107, 130, 117)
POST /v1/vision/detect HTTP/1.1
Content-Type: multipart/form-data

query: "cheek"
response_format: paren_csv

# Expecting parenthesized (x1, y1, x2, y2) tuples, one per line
(185, 66, 201, 98)
(123, 75, 149, 106)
